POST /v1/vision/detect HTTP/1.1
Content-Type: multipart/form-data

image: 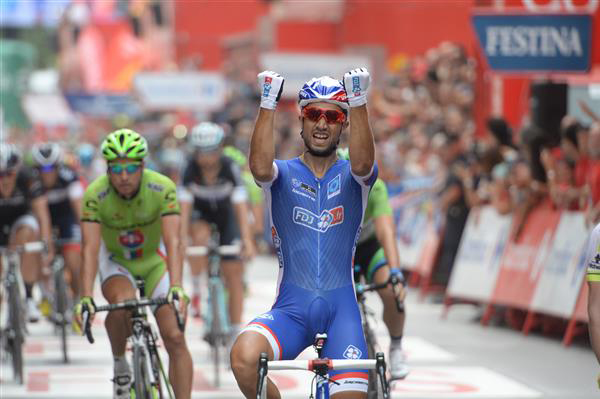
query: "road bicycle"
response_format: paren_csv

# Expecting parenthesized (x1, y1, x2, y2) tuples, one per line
(83, 278, 183, 399)
(355, 269, 405, 398)
(0, 241, 45, 384)
(187, 226, 240, 387)
(256, 333, 390, 399)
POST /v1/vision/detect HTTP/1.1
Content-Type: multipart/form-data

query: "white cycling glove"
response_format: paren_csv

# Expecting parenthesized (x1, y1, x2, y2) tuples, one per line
(257, 70, 285, 110)
(343, 68, 370, 107)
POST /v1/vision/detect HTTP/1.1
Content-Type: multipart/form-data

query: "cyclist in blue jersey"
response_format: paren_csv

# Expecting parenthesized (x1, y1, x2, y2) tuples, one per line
(231, 68, 376, 399)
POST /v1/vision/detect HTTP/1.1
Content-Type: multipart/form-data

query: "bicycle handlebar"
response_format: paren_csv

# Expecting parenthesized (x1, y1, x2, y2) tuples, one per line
(256, 352, 390, 399)
(94, 297, 169, 313)
(356, 274, 405, 312)
(84, 297, 181, 344)
(186, 244, 241, 257)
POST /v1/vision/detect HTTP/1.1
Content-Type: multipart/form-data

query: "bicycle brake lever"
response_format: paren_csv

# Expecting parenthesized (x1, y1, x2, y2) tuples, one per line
(83, 311, 95, 344)
(256, 352, 268, 399)
(389, 275, 406, 313)
(172, 298, 185, 332)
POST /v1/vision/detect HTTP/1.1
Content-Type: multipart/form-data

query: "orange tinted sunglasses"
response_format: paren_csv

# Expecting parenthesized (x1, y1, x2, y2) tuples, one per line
(302, 107, 347, 124)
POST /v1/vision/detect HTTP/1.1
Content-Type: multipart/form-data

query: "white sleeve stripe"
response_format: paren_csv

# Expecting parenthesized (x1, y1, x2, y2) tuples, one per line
(350, 164, 374, 187)
(232, 186, 248, 203)
(68, 181, 84, 200)
(255, 162, 279, 188)
(178, 187, 193, 203)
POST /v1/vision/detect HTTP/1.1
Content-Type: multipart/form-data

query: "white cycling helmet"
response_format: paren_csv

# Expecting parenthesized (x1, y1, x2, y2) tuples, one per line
(32, 143, 62, 167)
(189, 122, 225, 153)
(0, 143, 21, 171)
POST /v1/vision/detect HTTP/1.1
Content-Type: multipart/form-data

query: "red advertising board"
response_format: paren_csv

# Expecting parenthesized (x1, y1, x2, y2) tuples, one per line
(490, 201, 561, 310)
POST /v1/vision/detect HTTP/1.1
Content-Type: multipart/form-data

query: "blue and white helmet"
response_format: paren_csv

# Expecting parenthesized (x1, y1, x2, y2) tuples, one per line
(298, 76, 349, 112)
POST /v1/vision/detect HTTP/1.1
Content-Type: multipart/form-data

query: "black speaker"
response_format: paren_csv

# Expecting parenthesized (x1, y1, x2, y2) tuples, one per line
(529, 82, 567, 147)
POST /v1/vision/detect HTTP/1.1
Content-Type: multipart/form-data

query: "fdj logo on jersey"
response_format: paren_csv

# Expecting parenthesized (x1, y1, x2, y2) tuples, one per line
(119, 229, 145, 260)
(262, 76, 272, 97)
(293, 206, 344, 233)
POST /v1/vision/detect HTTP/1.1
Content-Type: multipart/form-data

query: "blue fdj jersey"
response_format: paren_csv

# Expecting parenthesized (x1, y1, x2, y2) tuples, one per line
(260, 158, 377, 292)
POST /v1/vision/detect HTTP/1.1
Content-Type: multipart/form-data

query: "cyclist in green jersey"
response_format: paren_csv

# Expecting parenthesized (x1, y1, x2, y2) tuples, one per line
(338, 148, 409, 380)
(74, 129, 193, 399)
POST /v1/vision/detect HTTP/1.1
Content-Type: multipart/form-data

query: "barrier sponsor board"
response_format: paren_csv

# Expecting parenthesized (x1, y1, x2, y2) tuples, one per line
(472, 14, 592, 72)
(259, 52, 372, 99)
(530, 212, 589, 317)
(447, 206, 512, 302)
(490, 202, 561, 309)
(388, 178, 436, 271)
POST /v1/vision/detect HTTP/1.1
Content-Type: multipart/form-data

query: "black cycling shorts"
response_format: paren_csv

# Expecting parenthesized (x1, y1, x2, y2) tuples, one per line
(191, 206, 241, 260)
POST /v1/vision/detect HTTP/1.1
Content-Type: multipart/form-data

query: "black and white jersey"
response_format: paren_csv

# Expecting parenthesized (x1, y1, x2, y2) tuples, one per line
(180, 156, 247, 214)
(0, 169, 44, 234)
(34, 165, 83, 223)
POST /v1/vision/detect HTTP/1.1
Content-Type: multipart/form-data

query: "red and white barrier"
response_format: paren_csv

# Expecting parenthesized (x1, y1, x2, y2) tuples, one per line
(398, 199, 593, 344)
(489, 201, 561, 310)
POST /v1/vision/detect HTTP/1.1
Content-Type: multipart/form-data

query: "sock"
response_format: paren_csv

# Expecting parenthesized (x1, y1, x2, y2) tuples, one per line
(114, 355, 130, 375)
(25, 283, 33, 299)
(192, 274, 201, 296)
(390, 335, 402, 349)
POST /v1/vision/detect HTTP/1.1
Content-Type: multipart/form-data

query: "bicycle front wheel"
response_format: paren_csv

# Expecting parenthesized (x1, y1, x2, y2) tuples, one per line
(54, 263, 69, 363)
(8, 278, 24, 384)
(133, 346, 153, 399)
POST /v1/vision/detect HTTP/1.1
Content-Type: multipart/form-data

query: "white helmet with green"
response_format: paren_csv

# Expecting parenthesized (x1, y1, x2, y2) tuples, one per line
(189, 122, 225, 152)
(101, 129, 148, 161)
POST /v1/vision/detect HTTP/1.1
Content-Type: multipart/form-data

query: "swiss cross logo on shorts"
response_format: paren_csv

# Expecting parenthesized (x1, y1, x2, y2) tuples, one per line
(343, 345, 362, 360)
(263, 76, 272, 97)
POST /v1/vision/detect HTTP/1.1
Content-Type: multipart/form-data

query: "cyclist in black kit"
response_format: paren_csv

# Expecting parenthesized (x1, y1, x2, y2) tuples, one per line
(180, 122, 256, 337)
(0, 143, 54, 322)
(31, 143, 84, 300)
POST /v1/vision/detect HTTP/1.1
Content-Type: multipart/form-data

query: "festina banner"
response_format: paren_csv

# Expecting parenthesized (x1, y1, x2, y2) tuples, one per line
(472, 14, 592, 72)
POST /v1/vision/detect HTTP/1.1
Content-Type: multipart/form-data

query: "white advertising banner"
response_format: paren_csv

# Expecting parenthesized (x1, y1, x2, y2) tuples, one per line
(529, 211, 589, 317)
(447, 206, 512, 302)
(259, 52, 372, 99)
(133, 72, 226, 111)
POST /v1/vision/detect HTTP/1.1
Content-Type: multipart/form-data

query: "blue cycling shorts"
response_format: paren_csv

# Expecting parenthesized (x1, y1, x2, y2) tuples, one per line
(242, 283, 368, 395)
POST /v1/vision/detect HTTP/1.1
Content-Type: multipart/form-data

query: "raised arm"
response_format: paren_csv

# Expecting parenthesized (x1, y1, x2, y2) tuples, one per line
(344, 68, 375, 177)
(249, 71, 284, 183)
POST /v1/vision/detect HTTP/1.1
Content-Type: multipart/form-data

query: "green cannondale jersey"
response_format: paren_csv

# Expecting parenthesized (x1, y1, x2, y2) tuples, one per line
(358, 178, 392, 244)
(81, 169, 180, 272)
